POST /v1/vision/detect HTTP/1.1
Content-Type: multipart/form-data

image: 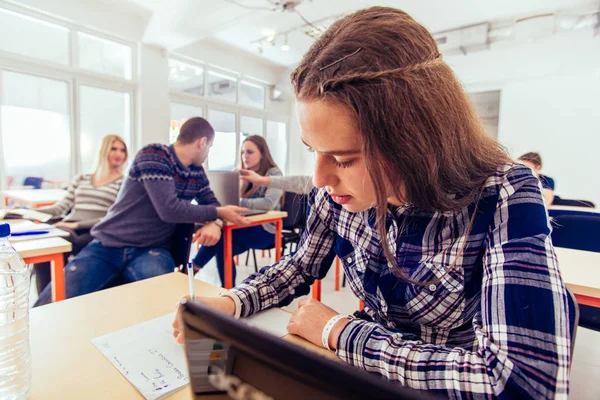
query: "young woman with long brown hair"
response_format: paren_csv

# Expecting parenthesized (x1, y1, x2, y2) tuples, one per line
(175, 7, 575, 398)
(191, 135, 283, 286)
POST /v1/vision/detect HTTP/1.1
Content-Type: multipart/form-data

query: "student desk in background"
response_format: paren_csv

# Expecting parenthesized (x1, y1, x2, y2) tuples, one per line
(549, 205, 599, 214)
(222, 211, 287, 289)
(13, 236, 72, 302)
(30, 272, 332, 400)
(555, 247, 600, 307)
(2, 189, 67, 208)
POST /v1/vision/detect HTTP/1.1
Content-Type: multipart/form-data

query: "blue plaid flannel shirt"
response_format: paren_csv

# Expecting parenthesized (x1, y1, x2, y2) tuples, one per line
(228, 164, 576, 399)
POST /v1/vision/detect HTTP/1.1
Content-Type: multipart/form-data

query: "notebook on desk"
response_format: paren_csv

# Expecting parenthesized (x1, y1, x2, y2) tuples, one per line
(0, 208, 52, 222)
(205, 170, 267, 217)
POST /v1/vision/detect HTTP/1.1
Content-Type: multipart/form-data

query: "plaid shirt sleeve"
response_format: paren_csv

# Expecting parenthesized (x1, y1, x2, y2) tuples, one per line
(227, 188, 338, 316)
(335, 172, 575, 399)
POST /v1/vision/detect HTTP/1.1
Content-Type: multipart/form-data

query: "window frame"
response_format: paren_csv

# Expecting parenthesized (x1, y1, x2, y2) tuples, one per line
(0, 3, 138, 190)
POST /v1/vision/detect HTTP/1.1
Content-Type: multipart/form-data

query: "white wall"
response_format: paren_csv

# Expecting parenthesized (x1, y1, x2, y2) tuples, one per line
(446, 32, 600, 205)
(275, 67, 316, 176)
(7, 0, 149, 41)
(138, 44, 170, 146)
(499, 76, 600, 206)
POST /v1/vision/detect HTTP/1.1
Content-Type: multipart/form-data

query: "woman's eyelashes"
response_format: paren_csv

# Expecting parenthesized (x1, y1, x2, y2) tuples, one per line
(305, 147, 356, 168)
(332, 158, 356, 168)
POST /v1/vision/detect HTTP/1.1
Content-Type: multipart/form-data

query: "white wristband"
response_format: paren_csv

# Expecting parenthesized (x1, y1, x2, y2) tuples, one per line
(321, 314, 346, 351)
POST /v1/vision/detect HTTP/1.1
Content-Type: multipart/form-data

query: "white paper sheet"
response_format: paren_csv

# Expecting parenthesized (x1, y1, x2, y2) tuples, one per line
(91, 313, 189, 400)
(91, 308, 291, 400)
(242, 308, 291, 338)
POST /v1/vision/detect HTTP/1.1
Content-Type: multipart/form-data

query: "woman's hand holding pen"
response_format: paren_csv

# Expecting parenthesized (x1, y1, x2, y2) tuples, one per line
(239, 169, 271, 187)
(172, 295, 235, 344)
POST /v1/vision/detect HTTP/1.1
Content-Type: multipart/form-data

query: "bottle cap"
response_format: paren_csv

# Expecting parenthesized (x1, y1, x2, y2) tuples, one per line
(0, 223, 10, 238)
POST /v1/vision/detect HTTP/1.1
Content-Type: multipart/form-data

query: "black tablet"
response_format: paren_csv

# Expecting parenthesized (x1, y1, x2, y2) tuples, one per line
(180, 299, 434, 400)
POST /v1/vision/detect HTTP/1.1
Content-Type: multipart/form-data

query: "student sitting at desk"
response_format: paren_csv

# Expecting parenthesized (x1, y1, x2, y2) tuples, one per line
(517, 152, 555, 207)
(36, 117, 249, 306)
(34, 134, 128, 294)
(174, 7, 576, 399)
(192, 135, 283, 287)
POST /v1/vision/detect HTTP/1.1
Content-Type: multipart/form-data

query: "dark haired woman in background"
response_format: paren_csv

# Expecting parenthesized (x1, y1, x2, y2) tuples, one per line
(192, 135, 283, 286)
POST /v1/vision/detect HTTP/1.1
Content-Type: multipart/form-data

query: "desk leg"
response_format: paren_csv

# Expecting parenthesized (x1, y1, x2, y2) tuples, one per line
(575, 294, 600, 308)
(50, 255, 65, 302)
(24, 254, 66, 302)
(312, 280, 321, 301)
(223, 226, 233, 289)
(275, 219, 283, 261)
(334, 257, 340, 291)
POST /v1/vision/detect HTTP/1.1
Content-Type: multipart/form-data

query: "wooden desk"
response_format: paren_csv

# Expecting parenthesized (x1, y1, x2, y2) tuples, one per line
(2, 189, 67, 208)
(555, 247, 600, 307)
(13, 237, 71, 302)
(30, 273, 328, 399)
(222, 211, 287, 289)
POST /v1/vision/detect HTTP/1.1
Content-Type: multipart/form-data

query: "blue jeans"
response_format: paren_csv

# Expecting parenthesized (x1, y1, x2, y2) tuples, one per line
(35, 239, 175, 306)
(193, 226, 275, 287)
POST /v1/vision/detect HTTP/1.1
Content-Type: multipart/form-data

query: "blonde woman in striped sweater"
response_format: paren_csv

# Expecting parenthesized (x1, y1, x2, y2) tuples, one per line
(34, 134, 128, 293)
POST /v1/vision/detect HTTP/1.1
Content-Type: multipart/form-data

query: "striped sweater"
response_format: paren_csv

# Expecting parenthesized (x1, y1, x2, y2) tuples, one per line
(39, 174, 123, 229)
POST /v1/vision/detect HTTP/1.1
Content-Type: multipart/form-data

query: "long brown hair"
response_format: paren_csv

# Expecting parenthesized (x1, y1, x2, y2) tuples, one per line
(239, 135, 280, 198)
(291, 7, 510, 284)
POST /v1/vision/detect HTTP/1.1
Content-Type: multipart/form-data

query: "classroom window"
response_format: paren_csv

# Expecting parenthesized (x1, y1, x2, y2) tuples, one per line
(239, 80, 265, 109)
(168, 59, 204, 96)
(207, 71, 237, 103)
(79, 85, 131, 174)
(239, 115, 264, 152)
(266, 121, 287, 174)
(207, 109, 236, 171)
(170, 103, 204, 144)
(0, 8, 69, 65)
(0, 71, 71, 187)
(77, 32, 133, 80)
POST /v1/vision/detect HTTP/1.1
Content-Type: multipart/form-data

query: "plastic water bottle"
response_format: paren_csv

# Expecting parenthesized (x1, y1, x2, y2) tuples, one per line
(0, 223, 31, 399)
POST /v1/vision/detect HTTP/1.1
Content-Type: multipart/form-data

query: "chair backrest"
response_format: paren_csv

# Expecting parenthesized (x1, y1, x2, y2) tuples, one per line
(23, 176, 43, 189)
(565, 287, 579, 359)
(170, 223, 195, 271)
(553, 196, 595, 208)
(551, 214, 600, 252)
(281, 192, 307, 231)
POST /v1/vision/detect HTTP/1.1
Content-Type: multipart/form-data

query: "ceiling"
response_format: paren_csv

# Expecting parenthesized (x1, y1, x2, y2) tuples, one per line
(109, 0, 599, 66)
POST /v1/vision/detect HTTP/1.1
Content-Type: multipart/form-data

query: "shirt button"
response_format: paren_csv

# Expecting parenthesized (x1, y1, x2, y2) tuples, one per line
(346, 257, 353, 264)
(429, 284, 437, 292)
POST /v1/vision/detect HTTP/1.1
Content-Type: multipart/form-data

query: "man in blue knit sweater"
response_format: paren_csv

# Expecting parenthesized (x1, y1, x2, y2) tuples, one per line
(36, 117, 249, 305)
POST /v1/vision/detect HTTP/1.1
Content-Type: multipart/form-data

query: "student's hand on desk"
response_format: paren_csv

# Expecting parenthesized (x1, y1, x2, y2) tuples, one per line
(193, 223, 221, 246)
(53, 221, 78, 230)
(239, 169, 270, 187)
(216, 205, 251, 226)
(172, 295, 235, 344)
(287, 298, 351, 350)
